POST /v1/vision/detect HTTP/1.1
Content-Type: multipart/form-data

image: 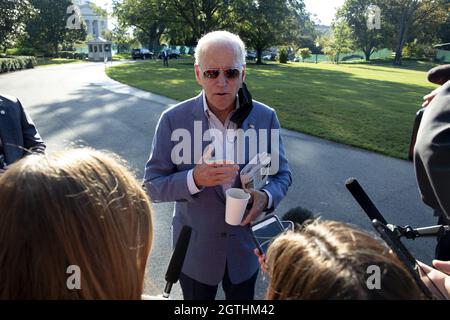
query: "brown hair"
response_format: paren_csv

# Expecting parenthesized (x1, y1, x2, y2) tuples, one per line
(0, 148, 153, 299)
(265, 220, 425, 300)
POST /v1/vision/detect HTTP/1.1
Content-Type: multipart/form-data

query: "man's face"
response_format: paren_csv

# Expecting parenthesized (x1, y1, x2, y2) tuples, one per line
(195, 44, 246, 114)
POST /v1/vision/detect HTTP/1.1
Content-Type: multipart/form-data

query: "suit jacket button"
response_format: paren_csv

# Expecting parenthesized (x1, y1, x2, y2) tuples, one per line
(221, 232, 227, 238)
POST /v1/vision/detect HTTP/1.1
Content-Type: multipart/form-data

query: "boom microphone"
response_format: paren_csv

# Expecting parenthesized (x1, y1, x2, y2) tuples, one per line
(163, 225, 192, 299)
(345, 178, 388, 225)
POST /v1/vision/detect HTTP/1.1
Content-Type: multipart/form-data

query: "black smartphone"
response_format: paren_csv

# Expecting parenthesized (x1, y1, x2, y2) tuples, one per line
(372, 219, 437, 299)
(251, 215, 286, 255)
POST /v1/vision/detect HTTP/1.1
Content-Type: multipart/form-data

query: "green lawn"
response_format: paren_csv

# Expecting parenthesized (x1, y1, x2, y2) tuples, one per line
(36, 58, 84, 67)
(106, 58, 438, 159)
(113, 53, 132, 61)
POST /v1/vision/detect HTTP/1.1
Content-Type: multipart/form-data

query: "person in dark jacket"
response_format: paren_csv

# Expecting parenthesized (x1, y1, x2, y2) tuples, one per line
(0, 94, 45, 174)
(415, 65, 450, 260)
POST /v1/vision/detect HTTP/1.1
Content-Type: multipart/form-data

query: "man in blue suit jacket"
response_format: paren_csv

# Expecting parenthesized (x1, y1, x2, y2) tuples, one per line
(0, 94, 45, 174)
(144, 31, 291, 300)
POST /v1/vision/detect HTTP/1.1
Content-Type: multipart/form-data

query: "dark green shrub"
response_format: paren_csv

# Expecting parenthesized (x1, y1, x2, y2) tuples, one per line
(5, 48, 36, 56)
(58, 51, 76, 59)
(278, 48, 288, 64)
(0, 56, 37, 73)
(341, 54, 364, 62)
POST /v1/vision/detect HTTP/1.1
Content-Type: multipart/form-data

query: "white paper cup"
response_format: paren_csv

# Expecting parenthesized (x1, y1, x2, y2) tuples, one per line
(225, 188, 251, 225)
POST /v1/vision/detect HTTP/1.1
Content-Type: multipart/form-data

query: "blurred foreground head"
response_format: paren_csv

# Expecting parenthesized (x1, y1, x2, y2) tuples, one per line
(0, 148, 153, 299)
(427, 64, 450, 85)
(265, 220, 425, 300)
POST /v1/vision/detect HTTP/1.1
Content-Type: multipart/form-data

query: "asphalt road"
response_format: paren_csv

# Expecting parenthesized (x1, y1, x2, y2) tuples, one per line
(0, 61, 438, 300)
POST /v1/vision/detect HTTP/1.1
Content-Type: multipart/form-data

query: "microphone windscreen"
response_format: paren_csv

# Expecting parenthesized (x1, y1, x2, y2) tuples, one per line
(165, 225, 192, 284)
(345, 178, 388, 225)
(282, 206, 316, 226)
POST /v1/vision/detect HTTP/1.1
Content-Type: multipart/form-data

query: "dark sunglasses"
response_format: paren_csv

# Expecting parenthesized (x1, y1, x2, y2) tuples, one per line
(202, 68, 241, 79)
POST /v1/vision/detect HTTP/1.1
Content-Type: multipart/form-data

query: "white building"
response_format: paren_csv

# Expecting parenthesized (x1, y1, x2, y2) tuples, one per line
(73, 0, 108, 38)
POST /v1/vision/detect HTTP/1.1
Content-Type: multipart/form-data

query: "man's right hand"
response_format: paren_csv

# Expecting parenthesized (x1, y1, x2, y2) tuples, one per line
(193, 162, 239, 188)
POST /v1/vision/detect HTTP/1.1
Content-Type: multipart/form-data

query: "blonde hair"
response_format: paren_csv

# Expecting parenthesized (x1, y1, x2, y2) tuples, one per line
(265, 220, 425, 300)
(0, 148, 153, 299)
(195, 30, 247, 67)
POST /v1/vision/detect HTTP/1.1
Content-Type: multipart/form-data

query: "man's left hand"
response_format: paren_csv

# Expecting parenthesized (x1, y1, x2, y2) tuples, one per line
(240, 189, 268, 226)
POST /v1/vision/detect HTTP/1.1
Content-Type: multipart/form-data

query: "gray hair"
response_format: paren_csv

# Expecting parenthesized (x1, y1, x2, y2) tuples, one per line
(195, 31, 247, 67)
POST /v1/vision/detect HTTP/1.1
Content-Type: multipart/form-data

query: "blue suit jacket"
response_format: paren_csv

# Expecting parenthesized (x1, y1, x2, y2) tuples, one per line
(144, 92, 292, 285)
(0, 94, 45, 165)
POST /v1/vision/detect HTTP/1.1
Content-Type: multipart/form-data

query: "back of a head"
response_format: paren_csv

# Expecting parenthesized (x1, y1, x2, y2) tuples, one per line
(0, 148, 153, 299)
(265, 220, 425, 300)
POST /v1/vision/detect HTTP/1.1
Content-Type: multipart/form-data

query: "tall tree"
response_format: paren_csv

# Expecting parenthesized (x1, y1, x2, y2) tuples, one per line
(165, 0, 233, 42)
(282, 1, 317, 51)
(378, 0, 448, 65)
(113, 0, 168, 50)
(436, 9, 450, 44)
(338, 0, 386, 61)
(322, 18, 353, 63)
(24, 0, 86, 55)
(0, 0, 38, 52)
(232, 0, 309, 64)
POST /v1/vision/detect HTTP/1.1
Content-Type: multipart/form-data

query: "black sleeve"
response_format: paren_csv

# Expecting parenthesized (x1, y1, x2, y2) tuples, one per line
(18, 99, 46, 154)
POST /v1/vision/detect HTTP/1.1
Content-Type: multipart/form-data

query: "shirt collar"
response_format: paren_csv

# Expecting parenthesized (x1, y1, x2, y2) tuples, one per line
(202, 90, 240, 119)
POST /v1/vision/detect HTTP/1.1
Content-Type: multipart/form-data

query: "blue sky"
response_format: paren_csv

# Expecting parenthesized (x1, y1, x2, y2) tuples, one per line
(95, 0, 345, 27)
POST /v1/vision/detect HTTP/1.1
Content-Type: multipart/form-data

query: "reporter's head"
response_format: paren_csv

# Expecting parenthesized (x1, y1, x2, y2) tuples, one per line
(0, 148, 153, 299)
(265, 220, 425, 300)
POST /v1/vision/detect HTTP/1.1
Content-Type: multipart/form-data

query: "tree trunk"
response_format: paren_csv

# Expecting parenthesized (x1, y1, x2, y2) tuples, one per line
(256, 47, 262, 65)
(148, 37, 153, 51)
(364, 47, 372, 61)
(394, 7, 410, 66)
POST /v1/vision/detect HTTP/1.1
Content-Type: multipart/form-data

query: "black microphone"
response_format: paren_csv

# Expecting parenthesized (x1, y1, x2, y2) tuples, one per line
(163, 225, 192, 299)
(282, 206, 316, 227)
(345, 178, 388, 225)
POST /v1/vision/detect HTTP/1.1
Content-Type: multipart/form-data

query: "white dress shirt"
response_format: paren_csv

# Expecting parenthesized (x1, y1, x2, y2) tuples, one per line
(186, 91, 273, 209)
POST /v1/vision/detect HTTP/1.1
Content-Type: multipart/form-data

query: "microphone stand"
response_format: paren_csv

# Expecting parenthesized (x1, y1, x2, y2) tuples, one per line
(386, 224, 450, 240)
(345, 178, 450, 299)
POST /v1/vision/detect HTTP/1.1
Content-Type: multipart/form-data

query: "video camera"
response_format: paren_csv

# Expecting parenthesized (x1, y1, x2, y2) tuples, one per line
(346, 178, 449, 300)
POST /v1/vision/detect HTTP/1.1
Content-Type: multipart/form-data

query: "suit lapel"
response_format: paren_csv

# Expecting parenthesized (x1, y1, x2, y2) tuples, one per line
(238, 114, 256, 171)
(230, 113, 256, 190)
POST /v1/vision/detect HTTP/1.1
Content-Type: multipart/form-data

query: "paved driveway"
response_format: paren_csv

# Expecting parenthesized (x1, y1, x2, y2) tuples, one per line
(0, 61, 438, 299)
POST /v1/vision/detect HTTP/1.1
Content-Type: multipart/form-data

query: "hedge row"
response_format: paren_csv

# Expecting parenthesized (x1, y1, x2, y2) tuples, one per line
(5, 47, 36, 56)
(0, 56, 37, 73)
(58, 51, 88, 60)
